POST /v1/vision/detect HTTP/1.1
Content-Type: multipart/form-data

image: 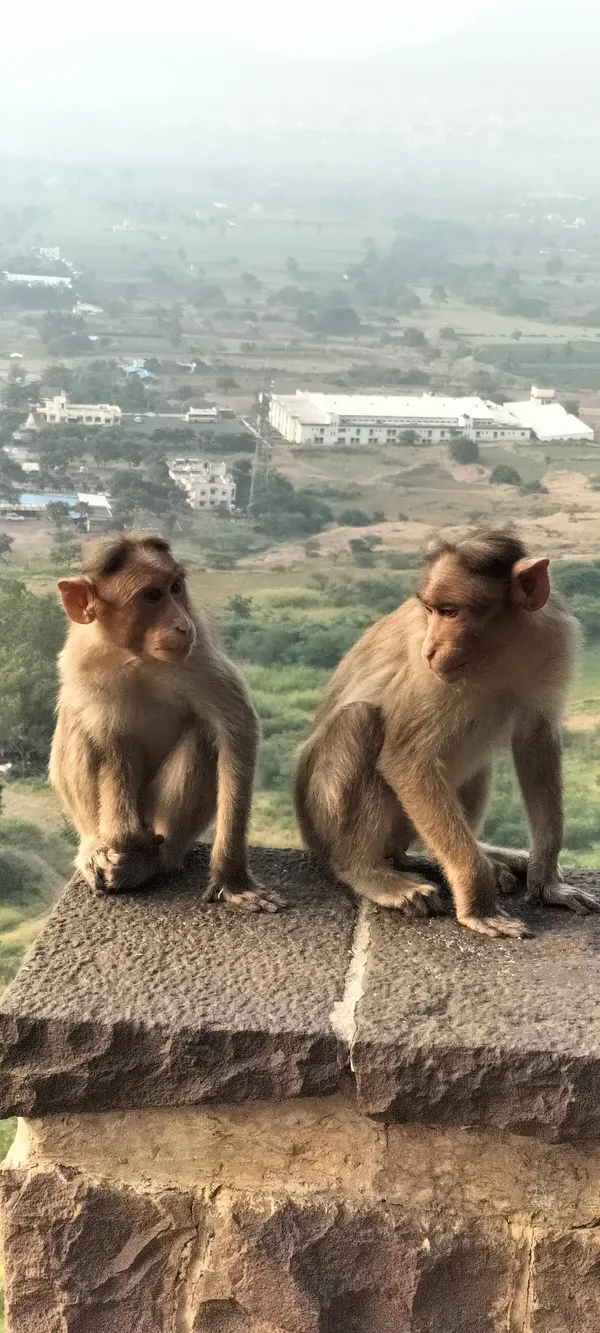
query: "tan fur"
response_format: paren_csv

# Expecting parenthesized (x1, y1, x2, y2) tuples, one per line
(294, 528, 599, 938)
(49, 533, 283, 911)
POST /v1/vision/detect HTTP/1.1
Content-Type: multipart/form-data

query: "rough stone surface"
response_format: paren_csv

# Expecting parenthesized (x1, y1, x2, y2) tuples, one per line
(5, 1103, 600, 1332)
(530, 1230, 600, 1332)
(0, 846, 356, 1116)
(3, 852, 600, 1139)
(352, 872, 600, 1140)
(1, 1166, 197, 1333)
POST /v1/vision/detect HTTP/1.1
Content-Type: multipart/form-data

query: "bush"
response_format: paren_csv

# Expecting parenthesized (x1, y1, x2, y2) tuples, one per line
(338, 509, 371, 526)
(520, 480, 548, 496)
(449, 438, 480, 465)
(490, 464, 522, 486)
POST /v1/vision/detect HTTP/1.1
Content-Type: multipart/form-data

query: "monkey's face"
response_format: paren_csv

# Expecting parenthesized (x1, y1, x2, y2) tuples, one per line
(111, 565, 196, 661)
(417, 550, 551, 683)
(59, 559, 196, 662)
(418, 554, 511, 683)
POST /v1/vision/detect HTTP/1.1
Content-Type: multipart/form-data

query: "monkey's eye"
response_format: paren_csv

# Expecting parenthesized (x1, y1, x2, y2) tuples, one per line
(438, 606, 459, 618)
(143, 587, 163, 604)
(171, 580, 183, 596)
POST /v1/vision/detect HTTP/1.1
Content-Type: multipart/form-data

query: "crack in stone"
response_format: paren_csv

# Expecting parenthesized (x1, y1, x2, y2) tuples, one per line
(328, 901, 370, 1062)
(507, 1223, 535, 1333)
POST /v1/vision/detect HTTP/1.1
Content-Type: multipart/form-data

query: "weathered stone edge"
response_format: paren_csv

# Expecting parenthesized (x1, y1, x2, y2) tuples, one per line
(0, 1013, 347, 1117)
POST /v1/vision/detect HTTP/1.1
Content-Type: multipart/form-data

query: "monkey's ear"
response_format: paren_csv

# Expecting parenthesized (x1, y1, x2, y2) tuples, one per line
(511, 557, 550, 611)
(57, 577, 96, 624)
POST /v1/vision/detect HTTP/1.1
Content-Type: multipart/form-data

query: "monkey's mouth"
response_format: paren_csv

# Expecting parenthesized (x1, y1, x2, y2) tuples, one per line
(435, 662, 467, 681)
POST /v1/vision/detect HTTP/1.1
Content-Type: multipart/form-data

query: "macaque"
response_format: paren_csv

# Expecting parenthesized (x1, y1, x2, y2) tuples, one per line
(50, 533, 284, 912)
(294, 528, 599, 938)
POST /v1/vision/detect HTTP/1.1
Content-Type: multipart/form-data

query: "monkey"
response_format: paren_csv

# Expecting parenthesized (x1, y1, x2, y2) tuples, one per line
(49, 533, 285, 912)
(293, 528, 600, 939)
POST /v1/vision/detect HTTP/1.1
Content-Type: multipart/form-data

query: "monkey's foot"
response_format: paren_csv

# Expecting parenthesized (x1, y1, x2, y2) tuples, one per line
(202, 875, 287, 913)
(458, 911, 533, 940)
(355, 875, 446, 917)
(79, 836, 164, 894)
(527, 879, 600, 916)
(494, 865, 520, 897)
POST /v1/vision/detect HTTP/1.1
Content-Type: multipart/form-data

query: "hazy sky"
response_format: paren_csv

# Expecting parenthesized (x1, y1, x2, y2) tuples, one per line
(3, 0, 497, 60)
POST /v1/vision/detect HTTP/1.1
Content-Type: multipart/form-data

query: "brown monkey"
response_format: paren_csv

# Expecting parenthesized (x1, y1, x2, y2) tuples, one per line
(50, 533, 284, 911)
(294, 529, 599, 938)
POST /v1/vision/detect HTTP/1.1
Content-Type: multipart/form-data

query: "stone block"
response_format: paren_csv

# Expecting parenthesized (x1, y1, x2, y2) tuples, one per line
(352, 872, 600, 1140)
(1, 1165, 196, 1333)
(0, 847, 356, 1116)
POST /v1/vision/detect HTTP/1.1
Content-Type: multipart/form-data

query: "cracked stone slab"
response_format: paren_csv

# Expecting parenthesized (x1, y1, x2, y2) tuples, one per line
(352, 872, 600, 1141)
(0, 846, 356, 1116)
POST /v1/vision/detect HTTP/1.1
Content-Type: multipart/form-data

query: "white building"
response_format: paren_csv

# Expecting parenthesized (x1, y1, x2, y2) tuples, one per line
(269, 392, 531, 447)
(168, 459, 236, 512)
(37, 394, 122, 427)
(503, 388, 594, 443)
(2, 272, 72, 288)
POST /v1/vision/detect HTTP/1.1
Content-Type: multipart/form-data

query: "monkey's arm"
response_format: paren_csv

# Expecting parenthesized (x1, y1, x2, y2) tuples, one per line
(82, 743, 162, 893)
(512, 716, 600, 914)
(380, 750, 530, 938)
(96, 748, 147, 845)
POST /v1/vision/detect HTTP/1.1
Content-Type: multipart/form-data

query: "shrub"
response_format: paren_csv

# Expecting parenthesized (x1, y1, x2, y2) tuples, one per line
(490, 464, 522, 486)
(449, 437, 480, 465)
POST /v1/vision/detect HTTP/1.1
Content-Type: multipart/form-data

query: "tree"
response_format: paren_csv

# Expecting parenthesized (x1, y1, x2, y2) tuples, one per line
(241, 273, 262, 292)
(403, 327, 427, 347)
(0, 453, 25, 503)
(319, 306, 360, 337)
(47, 501, 72, 529)
(431, 284, 448, 305)
(226, 595, 253, 619)
(285, 257, 301, 279)
(109, 464, 190, 532)
(0, 534, 14, 563)
(449, 438, 480, 465)
(0, 579, 66, 768)
(50, 531, 82, 571)
(490, 464, 522, 486)
(338, 509, 371, 527)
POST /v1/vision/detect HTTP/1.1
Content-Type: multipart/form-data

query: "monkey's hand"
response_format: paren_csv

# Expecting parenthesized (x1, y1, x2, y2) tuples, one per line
(79, 834, 165, 894)
(456, 859, 532, 938)
(458, 911, 533, 939)
(202, 869, 287, 914)
(526, 866, 600, 916)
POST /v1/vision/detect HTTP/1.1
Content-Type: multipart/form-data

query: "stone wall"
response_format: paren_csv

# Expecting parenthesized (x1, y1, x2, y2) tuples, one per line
(2, 848, 600, 1331)
(5, 1102, 600, 1331)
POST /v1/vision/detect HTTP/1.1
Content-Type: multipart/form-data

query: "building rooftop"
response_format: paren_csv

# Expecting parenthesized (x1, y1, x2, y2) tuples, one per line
(274, 391, 519, 426)
(504, 398, 594, 441)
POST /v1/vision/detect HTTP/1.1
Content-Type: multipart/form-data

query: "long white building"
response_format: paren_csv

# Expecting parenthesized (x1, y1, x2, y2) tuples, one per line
(269, 392, 531, 447)
(269, 389, 596, 447)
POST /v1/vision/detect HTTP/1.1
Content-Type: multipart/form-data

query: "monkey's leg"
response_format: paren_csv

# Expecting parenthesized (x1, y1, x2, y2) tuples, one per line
(513, 720, 600, 915)
(85, 753, 165, 893)
(458, 768, 526, 896)
(145, 726, 218, 865)
(304, 702, 445, 917)
(149, 725, 285, 913)
(380, 756, 531, 939)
